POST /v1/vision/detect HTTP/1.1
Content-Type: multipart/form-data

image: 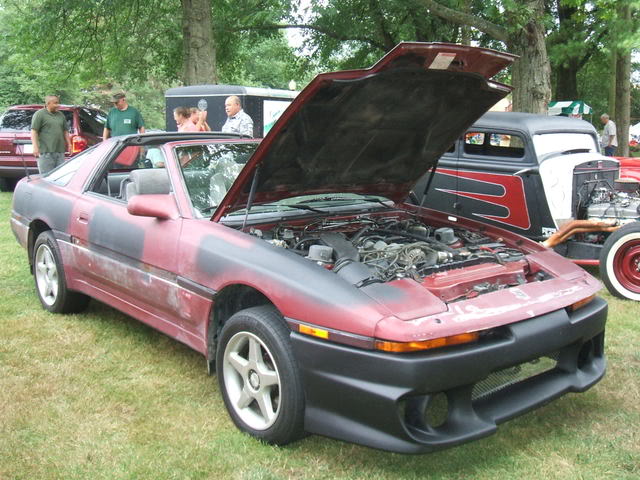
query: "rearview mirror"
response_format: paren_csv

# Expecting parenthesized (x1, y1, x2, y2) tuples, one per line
(127, 194, 179, 220)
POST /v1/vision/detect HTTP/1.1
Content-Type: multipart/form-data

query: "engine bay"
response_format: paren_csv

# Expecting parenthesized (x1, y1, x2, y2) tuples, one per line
(247, 214, 544, 302)
(584, 180, 640, 225)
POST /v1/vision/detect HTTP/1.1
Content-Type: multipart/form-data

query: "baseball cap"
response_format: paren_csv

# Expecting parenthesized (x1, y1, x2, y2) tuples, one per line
(111, 92, 126, 102)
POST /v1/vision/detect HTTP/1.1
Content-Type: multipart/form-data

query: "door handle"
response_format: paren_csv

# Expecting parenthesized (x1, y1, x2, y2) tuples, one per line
(77, 212, 89, 224)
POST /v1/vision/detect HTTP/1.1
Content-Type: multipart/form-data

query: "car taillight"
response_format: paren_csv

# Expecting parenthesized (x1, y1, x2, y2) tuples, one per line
(71, 135, 88, 154)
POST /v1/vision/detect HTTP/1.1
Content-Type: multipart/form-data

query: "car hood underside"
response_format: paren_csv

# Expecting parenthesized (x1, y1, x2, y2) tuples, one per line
(214, 43, 515, 219)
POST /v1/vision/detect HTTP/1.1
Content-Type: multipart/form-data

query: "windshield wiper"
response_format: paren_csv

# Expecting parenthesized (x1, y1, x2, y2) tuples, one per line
(298, 194, 394, 209)
(200, 205, 218, 214)
(209, 202, 326, 216)
(280, 204, 326, 213)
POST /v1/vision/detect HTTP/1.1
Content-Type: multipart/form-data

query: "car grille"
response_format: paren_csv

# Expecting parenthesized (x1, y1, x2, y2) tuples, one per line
(472, 351, 560, 401)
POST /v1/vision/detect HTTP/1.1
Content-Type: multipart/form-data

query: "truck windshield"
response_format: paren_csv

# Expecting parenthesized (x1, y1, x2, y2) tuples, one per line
(533, 133, 598, 156)
(0, 109, 73, 132)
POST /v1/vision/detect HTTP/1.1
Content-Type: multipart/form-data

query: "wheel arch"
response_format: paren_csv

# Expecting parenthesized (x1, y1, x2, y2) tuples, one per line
(206, 283, 275, 374)
(27, 219, 53, 271)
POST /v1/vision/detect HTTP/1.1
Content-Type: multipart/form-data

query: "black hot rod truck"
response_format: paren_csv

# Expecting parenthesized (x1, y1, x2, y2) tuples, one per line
(414, 111, 640, 301)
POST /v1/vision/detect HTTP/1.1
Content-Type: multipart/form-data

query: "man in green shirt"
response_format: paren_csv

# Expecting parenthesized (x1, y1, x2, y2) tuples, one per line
(30, 95, 71, 174)
(103, 92, 145, 139)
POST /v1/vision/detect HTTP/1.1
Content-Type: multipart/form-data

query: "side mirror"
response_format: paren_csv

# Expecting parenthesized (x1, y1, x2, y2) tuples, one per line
(127, 194, 179, 220)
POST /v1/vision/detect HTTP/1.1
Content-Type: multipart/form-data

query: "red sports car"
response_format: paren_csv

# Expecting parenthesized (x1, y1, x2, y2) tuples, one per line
(10, 43, 606, 453)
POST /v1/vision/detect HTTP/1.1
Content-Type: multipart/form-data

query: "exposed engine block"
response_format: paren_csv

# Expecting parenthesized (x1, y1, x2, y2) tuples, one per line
(586, 187, 640, 225)
(248, 215, 530, 300)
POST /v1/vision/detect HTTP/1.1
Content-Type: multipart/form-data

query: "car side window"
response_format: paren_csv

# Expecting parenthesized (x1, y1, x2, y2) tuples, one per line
(464, 131, 525, 160)
(89, 145, 163, 200)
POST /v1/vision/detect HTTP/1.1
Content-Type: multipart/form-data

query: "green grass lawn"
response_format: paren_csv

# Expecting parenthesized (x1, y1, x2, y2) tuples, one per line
(0, 191, 638, 480)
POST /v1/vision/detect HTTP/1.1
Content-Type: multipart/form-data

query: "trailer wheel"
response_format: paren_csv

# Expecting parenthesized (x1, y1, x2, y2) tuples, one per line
(600, 222, 640, 301)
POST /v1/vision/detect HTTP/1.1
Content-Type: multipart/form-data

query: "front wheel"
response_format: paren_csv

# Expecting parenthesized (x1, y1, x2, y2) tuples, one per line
(33, 231, 90, 313)
(216, 306, 305, 445)
(600, 222, 640, 301)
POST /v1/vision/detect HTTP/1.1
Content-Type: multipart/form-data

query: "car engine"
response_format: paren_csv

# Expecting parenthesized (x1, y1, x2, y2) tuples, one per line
(585, 183, 640, 225)
(249, 215, 538, 301)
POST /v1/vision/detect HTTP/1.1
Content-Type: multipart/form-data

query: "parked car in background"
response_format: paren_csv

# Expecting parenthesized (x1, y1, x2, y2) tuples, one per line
(0, 104, 106, 191)
(413, 111, 640, 301)
(10, 43, 606, 453)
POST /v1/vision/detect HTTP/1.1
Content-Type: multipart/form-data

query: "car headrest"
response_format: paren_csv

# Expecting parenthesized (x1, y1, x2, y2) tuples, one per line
(129, 168, 171, 195)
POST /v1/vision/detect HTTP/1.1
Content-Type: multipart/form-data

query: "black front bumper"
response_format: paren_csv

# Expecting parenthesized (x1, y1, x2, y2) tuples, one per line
(291, 296, 607, 453)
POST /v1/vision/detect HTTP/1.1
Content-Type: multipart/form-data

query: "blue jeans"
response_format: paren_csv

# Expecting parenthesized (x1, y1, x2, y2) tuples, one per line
(604, 146, 616, 157)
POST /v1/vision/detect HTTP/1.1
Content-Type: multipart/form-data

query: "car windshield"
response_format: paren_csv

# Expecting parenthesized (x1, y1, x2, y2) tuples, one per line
(0, 109, 73, 132)
(176, 142, 258, 218)
(533, 132, 598, 156)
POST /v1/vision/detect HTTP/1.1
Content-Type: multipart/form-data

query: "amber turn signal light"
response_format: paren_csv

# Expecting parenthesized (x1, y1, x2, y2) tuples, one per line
(375, 332, 479, 353)
(568, 294, 596, 312)
(298, 324, 329, 339)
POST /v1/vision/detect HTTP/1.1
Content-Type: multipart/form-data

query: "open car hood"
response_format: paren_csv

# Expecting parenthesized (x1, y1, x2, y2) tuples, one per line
(213, 42, 516, 220)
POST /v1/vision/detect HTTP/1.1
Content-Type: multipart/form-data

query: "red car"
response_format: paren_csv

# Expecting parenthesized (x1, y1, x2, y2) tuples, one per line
(0, 104, 106, 191)
(10, 43, 606, 453)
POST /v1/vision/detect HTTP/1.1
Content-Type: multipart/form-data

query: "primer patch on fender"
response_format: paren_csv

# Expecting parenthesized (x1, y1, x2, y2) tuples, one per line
(510, 288, 530, 300)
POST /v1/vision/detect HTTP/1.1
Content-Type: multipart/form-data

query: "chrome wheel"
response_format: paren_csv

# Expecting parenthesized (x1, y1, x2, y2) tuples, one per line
(35, 243, 59, 307)
(222, 331, 281, 430)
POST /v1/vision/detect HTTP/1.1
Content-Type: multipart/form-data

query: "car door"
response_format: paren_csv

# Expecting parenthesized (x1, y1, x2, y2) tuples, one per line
(67, 145, 187, 331)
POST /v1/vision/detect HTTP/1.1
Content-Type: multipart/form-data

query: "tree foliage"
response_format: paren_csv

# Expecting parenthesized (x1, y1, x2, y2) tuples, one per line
(0, 0, 637, 131)
(0, 0, 300, 128)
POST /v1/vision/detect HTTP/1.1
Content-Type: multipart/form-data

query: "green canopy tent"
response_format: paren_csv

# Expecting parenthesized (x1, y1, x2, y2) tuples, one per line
(547, 100, 593, 118)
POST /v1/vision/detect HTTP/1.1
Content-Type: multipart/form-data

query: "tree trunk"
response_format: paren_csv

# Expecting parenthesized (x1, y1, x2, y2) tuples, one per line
(554, 61, 579, 100)
(615, 47, 631, 157)
(552, 0, 578, 100)
(181, 0, 217, 85)
(609, 50, 617, 117)
(613, 3, 632, 156)
(507, 0, 551, 113)
(420, 0, 551, 113)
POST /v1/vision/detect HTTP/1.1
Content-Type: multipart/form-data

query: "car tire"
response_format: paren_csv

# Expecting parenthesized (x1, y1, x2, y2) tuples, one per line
(216, 305, 305, 445)
(0, 177, 15, 192)
(600, 222, 640, 301)
(33, 230, 90, 313)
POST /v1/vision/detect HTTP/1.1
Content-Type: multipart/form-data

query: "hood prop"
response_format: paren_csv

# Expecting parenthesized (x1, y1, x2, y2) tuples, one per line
(241, 165, 261, 231)
(419, 164, 438, 208)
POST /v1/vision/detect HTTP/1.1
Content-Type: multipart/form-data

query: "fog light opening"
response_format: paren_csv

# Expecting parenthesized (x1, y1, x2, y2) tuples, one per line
(577, 339, 594, 369)
(424, 393, 449, 428)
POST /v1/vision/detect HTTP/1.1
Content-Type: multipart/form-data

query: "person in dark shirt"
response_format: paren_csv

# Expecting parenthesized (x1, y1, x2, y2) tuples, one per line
(103, 92, 145, 139)
(30, 95, 71, 174)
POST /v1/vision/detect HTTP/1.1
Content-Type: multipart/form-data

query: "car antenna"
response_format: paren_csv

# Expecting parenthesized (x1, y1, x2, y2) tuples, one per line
(241, 165, 261, 231)
(14, 139, 31, 180)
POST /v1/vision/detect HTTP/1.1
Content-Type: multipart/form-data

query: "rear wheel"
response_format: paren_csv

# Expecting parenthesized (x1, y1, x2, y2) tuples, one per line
(600, 222, 640, 301)
(0, 177, 15, 192)
(33, 231, 90, 313)
(216, 306, 305, 445)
